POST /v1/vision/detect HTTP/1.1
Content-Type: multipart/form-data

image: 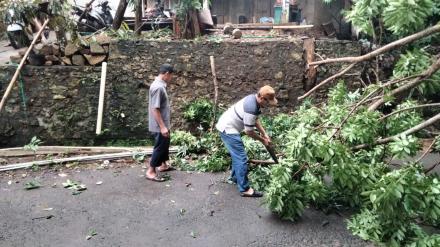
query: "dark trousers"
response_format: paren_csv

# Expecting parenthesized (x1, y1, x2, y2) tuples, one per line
(150, 132, 170, 167)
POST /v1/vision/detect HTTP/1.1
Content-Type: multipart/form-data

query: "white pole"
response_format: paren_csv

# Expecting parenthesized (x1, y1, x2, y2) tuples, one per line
(96, 62, 107, 135)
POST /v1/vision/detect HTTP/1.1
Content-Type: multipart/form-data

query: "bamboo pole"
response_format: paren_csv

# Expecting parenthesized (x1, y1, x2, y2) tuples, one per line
(0, 148, 179, 172)
(0, 19, 50, 112)
(96, 62, 107, 135)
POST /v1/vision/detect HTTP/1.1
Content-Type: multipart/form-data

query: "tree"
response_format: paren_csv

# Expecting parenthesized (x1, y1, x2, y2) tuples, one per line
(260, 1, 440, 246)
(112, 0, 129, 30)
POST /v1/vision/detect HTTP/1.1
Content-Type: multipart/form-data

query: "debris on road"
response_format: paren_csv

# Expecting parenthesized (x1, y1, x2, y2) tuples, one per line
(24, 180, 41, 190)
(32, 215, 54, 220)
(96, 181, 103, 185)
(86, 229, 97, 240)
(62, 179, 87, 195)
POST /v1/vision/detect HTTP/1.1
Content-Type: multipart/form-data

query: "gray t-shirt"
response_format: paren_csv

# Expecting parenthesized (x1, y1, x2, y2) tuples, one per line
(216, 94, 261, 134)
(148, 77, 170, 132)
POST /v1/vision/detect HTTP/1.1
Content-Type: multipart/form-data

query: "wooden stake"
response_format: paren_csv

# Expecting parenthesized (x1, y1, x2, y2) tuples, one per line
(96, 62, 107, 135)
(0, 19, 50, 112)
(210, 56, 219, 131)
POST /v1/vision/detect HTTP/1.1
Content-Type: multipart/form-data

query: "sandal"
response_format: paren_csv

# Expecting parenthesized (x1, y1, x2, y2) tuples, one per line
(146, 175, 166, 182)
(158, 166, 176, 172)
(240, 190, 263, 197)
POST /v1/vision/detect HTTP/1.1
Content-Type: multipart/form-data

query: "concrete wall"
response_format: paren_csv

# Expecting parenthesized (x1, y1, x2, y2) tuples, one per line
(0, 38, 361, 147)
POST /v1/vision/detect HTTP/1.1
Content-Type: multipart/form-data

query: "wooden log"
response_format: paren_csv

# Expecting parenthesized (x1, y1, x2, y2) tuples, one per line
(64, 43, 80, 56)
(95, 34, 112, 45)
(303, 38, 316, 91)
(90, 42, 106, 54)
(84, 54, 106, 65)
(272, 25, 314, 29)
(71, 55, 86, 66)
(61, 57, 72, 65)
(45, 55, 60, 62)
(0, 19, 49, 112)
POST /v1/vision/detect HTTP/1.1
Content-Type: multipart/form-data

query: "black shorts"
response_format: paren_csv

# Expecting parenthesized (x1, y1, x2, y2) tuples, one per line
(150, 132, 170, 167)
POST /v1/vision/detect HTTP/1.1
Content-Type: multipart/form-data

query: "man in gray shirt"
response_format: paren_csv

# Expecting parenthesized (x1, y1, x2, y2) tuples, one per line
(216, 85, 278, 197)
(146, 64, 174, 182)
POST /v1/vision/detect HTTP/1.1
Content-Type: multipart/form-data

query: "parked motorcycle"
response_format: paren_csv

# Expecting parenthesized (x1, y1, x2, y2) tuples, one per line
(74, 0, 113, 32)
(5, 8, 32, 49)
(4, 2, 50, 49)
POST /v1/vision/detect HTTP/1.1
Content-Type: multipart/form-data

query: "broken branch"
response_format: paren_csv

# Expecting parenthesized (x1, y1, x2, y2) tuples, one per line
(368, 57, 440, 111)
(416, 137, 439, 163)
(298, 63, 356, 100)
(354, 113, 440, 150)
(309, 24, 440, 66)
(380, 103, 440, 121)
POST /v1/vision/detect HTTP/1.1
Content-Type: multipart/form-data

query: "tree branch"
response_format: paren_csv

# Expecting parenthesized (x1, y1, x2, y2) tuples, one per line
(425, 161, 440, 174)
(368, 58, 440, 111)
(416, 137, 439, 163)
(328, 87, 381, 140)
(309, 24, 440, 66)
(354, 113, 440, 150)
(380, 103, 440, 120)
(298, 63, 356, 100)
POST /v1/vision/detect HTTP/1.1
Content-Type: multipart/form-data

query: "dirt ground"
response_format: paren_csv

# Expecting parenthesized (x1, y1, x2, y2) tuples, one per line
(0, 161, 372, 247)
(0, 40, 21, 65)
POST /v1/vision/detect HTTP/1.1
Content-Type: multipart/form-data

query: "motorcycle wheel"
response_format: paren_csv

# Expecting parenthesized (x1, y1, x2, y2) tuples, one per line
(7, 30, 31, 49)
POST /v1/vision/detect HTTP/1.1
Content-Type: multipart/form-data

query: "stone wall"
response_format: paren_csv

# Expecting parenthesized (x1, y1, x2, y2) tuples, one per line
(0, 38, 361, 147)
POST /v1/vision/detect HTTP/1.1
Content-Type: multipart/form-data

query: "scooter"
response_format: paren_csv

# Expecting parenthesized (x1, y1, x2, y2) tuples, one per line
(5, 8, 32, 49)
(74, 0, 113, 32)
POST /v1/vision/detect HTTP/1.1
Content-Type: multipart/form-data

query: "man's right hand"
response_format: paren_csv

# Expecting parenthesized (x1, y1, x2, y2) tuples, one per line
(160, 127, 169, 138)
(262, 137, 270, 147)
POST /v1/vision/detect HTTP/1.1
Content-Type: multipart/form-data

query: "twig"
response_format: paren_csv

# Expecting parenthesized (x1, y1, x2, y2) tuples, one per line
(380, 103, 440, 120)
(309, 24, 440, 66)
(298, 63, 356, 100)
(314, 52, 325, 61)
(293, 163, 308, 178)
(416, 137, 439, 163)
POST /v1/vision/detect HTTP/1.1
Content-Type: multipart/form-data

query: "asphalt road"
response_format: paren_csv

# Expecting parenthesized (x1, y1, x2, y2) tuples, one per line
(0, 163, 371, 247)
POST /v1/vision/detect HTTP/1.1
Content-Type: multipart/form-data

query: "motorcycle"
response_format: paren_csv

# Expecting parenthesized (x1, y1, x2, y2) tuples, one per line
(74, 0, 113, 32)
(5, 8, 32, 49)
(4, 2, 50, 49)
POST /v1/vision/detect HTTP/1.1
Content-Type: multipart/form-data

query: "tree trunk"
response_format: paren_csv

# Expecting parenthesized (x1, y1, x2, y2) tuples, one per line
(135, 0, 143, 35)
(113, 0, 129, 30)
